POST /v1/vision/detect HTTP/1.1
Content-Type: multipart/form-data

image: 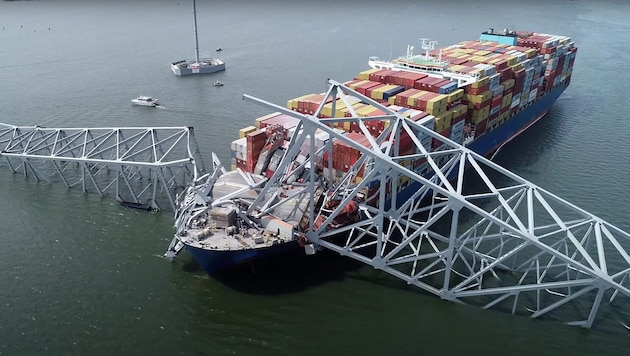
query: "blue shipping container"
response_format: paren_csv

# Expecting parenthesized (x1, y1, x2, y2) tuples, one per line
(438, 81, 458, 94)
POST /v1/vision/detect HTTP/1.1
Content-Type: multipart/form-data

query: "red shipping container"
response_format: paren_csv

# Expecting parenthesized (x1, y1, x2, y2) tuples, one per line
(474, 119, 488, 138)
(452, 112, 467, 125)
(432, 127, 451, 148)
(356, 81, 382, 96)
(465, 84, 489, 95)
(394, 88, 423, 107)
(371, 69, 397, 83)
(540, 46, 557, 55)
(468, 97, 492, 110)
(491, 95, 503, 108)
(385, 72, 407, 86)
(412, 92, 440, 111)
(557, 54, 566, 71)
(494, 59, 509, 71)
(365, 83, 388, 99)
(413, 76, 443, 91)
(368, 69, 390, 83)
(400, 72, 428, 88)
(499, 67, 513, 82)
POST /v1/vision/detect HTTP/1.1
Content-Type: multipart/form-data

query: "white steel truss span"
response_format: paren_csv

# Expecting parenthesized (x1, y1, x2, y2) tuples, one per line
(0, 124, 204, 211)
(237, 79, 630, 329)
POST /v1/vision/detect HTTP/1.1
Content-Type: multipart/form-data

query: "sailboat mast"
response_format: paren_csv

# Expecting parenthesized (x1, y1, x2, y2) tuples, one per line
(192, 0, 200, 63)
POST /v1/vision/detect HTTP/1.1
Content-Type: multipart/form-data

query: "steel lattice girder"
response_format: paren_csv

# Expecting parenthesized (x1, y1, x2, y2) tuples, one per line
(240, 79, 630, 328)
(0, 124, 205, 211)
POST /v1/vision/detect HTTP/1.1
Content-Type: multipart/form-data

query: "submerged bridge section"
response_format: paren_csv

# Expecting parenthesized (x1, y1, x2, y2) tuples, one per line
(1, 78, 629, 329)
(236, 79, 630, 329)
(0, 124, 204, 211)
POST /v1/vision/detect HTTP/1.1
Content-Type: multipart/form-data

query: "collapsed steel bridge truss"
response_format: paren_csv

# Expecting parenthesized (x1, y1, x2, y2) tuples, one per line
(1, 77, 629, 329)
(0, 124, 204, 211)
(236, 79, 630, 328)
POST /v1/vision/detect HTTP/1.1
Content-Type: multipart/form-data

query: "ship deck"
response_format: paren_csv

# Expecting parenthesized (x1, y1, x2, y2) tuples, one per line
(178, 170, 310, 251)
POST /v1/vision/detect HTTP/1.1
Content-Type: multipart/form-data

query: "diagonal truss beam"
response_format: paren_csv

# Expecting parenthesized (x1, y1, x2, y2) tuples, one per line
(237, 79, 630, 329)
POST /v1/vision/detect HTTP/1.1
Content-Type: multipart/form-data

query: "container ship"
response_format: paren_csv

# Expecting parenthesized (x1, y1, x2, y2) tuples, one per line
(166, 29, 577, 274)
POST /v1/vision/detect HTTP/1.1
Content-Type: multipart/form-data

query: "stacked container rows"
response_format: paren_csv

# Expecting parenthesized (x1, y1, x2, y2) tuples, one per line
(230, 31, 577, 200)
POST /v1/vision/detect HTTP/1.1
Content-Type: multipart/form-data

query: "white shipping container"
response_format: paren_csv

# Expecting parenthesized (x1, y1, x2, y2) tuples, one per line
(231, 137, 248, 161)
(489, 73, 501, 87)
(491, 84, 504, 97)
(419, 116, 435, 131)
(451, 120, 466, 131)
(528, 88, 538, 102)
(450, 130, 463, 144)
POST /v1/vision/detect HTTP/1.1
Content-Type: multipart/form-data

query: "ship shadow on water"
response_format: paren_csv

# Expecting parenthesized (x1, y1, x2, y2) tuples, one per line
(202, 248, 366, 295)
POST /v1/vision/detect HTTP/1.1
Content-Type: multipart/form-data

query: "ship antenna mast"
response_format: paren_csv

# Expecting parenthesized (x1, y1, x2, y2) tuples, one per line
(192, 0, 200, 63)
(420, 38, 438, 61)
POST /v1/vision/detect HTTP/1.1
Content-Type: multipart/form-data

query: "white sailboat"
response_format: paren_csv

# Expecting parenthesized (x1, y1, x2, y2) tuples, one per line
(171, 0, 225, 76)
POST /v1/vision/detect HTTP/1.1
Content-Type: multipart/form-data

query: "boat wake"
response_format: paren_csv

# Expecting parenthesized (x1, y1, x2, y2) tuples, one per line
(558, 91, 572, 100)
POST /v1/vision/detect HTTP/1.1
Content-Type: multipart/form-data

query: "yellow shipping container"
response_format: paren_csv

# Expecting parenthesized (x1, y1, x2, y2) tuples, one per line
(502, 78, 515, 91)
(322, 100, 350, 117)
(450, 103, 468, 118)
(524, 48, 537, 58)
(347, 80, 368, 90)
(461, 48, 476, 54)
(286, 94, 315, 110)
(447, 89, 464, 103)
(474, 50, 491, 56)
(511, 63, 523, 72)
(485, 57, 502, 66)
(448, 64, 466, 72)
(370, 84, 394, 101)
(434, 111, 453, 132)
(426, 104, 447, 116)
(469, 56, 487, 63)
(356, 104, 378, 117)
(506, 56, 518, 66)
(426, 95, 448, 109)
(470, 75, 489, 88)
(407, 91, 430, 107)
(501, 93, 513, 109)
(499, 110, 510, 121)
(239, 126, 257, 138)
(255, 112, 282, 128)
(376, 84, 398, 100)
(453, 53, 471, 59)
(465, 90, 493, 104)
(471, 106, 490, 123)
(357, 68, 380, 81)
(341, 102, 366, 117)
(398, 175, 409, 186)
(388, 96, 396, 105)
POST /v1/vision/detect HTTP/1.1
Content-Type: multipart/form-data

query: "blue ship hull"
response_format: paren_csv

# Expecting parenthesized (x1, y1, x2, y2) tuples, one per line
(184, 242, 298, 274)
(393, 82, 569, 207)
(188, 82, 569, 275)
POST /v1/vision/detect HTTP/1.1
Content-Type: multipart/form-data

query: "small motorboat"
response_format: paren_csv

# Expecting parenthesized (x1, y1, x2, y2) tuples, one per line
(131, 95, 159, 107)
(212, 80, 224, 87)
(216, 47, 223, 52)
